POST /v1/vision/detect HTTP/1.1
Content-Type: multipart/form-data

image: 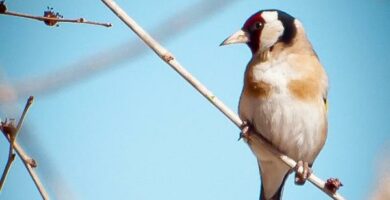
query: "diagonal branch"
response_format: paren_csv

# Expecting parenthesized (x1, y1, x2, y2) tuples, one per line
(0, 136, 15, 191)
(11, 0, 238, 98)
(0, 96, 33, 191)
(1, 1, 239, 199)
(11, 140, 49, 200)
(0, 96, 50, 200)
(15, 96, 34, 138)
(101, 0, 346, 199)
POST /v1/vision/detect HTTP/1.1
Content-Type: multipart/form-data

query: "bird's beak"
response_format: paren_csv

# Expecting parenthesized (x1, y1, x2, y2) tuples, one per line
(220, 29, 250, 46)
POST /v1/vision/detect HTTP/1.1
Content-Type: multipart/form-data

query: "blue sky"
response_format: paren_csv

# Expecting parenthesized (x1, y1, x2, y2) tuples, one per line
(0, 0, 389, 199)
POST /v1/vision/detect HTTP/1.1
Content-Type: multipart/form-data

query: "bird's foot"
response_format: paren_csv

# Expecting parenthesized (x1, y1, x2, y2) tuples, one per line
(325, 178, 343, 193)
(294, 160, 312, 185)
(238, 120, 251, 141)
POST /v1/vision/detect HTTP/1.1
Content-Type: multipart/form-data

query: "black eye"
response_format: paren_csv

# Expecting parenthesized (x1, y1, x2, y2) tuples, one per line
(251, 22, 263, 31)
(256, 22, 262, 29)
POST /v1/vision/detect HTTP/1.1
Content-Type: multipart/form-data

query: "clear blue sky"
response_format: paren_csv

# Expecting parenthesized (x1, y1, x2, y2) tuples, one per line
(0, 0, 389, 199)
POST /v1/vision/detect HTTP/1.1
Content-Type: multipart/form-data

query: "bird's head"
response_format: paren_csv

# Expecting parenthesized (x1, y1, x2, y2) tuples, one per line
(221, 10, 297, 55)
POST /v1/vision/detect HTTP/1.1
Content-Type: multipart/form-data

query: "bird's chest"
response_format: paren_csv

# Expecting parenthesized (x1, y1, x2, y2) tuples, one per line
(242, 57, 294, 100)
(239, 58, 296, 138)
(239, 59, 324, 161)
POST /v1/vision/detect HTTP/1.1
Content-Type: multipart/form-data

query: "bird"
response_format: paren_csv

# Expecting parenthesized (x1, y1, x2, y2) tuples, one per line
(220, 10, 328, 200)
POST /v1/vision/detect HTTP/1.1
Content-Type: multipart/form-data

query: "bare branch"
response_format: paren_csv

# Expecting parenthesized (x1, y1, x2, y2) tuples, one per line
(101, 1, 346, 199)
(3, 11, 112, 27)
(15, 96, 34, 138)
(0, 1, 238, 199)
(0, 1, 111, 27)
(10, 0, 238, 98)
(0, 97, 50, 200)
(12, 140, 48, 199)
(0, 138, 15, 191)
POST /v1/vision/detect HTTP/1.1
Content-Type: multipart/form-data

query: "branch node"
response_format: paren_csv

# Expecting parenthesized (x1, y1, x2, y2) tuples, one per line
(325, 178, 343, 193)
(27, 158, 38, 168)
(10, 153, 16, 161)
(0, 119, 17, 140)
(43, 7, 63, 26)
(208, 95, 215, 101)
(162, 54, 174, 62)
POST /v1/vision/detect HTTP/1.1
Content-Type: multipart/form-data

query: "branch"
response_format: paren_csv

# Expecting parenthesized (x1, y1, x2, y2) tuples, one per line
(10, 0, 238, 98)
(0, 136, 15, 191)
(15, 96, 34, 137)
(0, 96, 50, 200)
(101, 1, 345, 199)
(12, 140, 49, 200)
(1, 1, 238, 199)
(0, 1, 111, 27)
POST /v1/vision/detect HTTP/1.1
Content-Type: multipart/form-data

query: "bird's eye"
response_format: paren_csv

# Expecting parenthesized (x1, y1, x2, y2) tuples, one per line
(255, 22, 262, 29)
(251, 22, 263, 31)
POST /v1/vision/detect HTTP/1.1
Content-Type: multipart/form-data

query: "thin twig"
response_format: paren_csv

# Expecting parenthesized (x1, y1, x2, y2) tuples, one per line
(0, 2, 111, 28)
(0, 97, 50, 200)
(11, 140, 49, 200)
(101, 1, 346, 199)
(10, 0, 238, 98)
(0, 138, 15, 191)
(15, 96, 34, 138)
(1, 1, 238, 199)
(3, 11, 112, 27)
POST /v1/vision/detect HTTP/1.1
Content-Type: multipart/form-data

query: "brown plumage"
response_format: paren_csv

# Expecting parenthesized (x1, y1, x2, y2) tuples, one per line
(221, 9, 328, 200)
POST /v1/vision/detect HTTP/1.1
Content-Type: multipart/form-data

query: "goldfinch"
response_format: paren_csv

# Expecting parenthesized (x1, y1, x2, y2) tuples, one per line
(221, 10, 328, 200)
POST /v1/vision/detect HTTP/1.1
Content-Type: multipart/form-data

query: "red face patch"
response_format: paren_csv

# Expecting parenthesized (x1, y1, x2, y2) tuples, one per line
(242, 12, 265, 54)
(243, 12, 265, 31)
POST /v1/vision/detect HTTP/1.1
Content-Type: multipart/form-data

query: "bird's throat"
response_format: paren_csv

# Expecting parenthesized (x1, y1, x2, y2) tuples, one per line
(254, 49, 271, 63)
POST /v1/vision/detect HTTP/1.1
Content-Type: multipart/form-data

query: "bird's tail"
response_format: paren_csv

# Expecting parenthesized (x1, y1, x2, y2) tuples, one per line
(248, 134, 291, 200)
(259, 173, 289, 200)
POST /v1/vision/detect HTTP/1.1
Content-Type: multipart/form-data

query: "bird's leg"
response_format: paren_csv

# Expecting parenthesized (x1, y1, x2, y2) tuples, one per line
(239, 120, 252, 141)
(294, 161, 312, 185)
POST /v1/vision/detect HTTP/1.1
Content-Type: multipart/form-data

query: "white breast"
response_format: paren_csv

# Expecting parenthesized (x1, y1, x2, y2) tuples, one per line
(239, 54, 326, 162)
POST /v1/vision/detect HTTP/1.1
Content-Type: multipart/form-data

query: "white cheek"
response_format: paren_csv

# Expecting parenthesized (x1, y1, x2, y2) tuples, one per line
(260, 21, 284, 51)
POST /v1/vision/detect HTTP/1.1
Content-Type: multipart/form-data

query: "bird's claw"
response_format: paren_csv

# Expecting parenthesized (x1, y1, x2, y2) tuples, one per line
(294, 160, 312, 185)
(239, 120, 251, 141)
(325, 178, 343, 193)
